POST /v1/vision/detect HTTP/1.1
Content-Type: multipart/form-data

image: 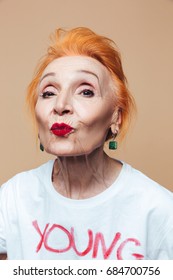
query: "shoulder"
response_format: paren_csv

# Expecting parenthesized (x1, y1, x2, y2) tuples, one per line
(122, 161, 173, 212)
(0, 160, 54, 197)
(121, 162, 173, 256)
(123, 162, 172, 195)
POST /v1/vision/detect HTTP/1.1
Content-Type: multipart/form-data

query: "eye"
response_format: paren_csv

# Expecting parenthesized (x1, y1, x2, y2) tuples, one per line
(40, 91, 56, 99)
(81, 89, 94, 97)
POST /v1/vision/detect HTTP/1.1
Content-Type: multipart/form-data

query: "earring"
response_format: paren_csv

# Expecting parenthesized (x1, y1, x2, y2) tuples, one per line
(40, 143, 44, 152)
(38, 134, 44, 152)
(109, 131, 118, 150)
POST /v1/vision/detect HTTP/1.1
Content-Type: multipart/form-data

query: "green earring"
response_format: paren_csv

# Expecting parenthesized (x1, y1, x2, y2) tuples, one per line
(40, 143, 44, 152)
(109, 140, 117, 150)
(109, 131, 118, 150)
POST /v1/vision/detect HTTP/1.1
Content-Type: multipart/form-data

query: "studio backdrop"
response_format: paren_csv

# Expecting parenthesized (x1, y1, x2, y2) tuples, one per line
(0, 0, 172, 190)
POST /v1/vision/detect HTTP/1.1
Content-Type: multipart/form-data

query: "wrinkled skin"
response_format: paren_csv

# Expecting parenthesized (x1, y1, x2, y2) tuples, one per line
(35, 56, 122, 199)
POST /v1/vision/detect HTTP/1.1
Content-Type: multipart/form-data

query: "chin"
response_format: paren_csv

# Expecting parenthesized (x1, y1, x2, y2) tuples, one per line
(45, 143, 81, 157)
(45, 149, 89, 157)
(45, 142, 103, 157)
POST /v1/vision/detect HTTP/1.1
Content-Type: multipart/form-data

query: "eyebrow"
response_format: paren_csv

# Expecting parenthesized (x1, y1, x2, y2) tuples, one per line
(39, 72, 56, 83)
(78, 70, 99, 81)
(39, 70, 99, 84)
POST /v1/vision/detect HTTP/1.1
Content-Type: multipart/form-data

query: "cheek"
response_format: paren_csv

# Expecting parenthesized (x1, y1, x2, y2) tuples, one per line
(35, 102, 50, 128)
(76, 101, 114, 129)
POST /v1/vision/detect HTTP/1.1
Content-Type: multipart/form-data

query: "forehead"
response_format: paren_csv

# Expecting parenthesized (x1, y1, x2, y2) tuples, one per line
(41, 56, 112, 83)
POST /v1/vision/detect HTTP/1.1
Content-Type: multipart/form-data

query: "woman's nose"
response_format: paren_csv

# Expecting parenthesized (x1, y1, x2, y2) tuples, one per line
(53, 93, 73, 116)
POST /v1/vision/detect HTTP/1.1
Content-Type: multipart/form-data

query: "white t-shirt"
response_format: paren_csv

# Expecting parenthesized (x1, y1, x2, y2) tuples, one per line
(0, 160, 173, 260)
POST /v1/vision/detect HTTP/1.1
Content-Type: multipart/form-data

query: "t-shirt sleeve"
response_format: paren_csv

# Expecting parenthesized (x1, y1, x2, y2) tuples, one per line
(0, 187, 7, 253)
(153, 223, 173, 260)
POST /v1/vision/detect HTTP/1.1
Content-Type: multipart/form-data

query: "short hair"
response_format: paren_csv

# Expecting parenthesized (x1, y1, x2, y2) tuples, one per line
(27, 27, 135, 140)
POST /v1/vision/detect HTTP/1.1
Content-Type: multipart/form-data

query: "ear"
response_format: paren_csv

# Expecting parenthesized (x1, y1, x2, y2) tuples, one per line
(110, 109, 122, 134)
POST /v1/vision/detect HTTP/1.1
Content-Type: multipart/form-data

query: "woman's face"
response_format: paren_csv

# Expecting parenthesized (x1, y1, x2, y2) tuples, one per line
(35, 56, 118, 156)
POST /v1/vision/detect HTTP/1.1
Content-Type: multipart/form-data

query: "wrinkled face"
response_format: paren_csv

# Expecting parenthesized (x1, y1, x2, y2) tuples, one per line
(35, 56, 118, 156)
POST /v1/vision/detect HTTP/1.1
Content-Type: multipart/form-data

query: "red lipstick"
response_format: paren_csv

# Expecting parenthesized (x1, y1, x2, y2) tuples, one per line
(51, 123, 74, 136)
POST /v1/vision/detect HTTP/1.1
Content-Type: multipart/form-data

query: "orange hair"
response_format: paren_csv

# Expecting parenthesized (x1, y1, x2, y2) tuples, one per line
(27, 27, 135, 139)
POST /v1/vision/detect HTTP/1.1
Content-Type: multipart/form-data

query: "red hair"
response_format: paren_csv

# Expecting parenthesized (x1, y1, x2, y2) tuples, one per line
(27, 27, 135, 139)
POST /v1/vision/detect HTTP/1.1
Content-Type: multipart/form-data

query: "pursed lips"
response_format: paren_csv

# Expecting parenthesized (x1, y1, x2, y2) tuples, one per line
(50, 123, 74, 136)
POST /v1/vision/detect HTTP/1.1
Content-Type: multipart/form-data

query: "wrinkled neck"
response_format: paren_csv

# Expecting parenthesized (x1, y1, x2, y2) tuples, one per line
(52, 147, 118, 199)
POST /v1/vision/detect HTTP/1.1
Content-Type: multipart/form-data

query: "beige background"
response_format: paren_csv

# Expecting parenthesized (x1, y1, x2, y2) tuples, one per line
(0, 0, 172, 190)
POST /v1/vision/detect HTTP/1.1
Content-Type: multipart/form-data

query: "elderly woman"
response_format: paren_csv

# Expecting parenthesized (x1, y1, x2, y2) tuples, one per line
(0, 27, 173, 260)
